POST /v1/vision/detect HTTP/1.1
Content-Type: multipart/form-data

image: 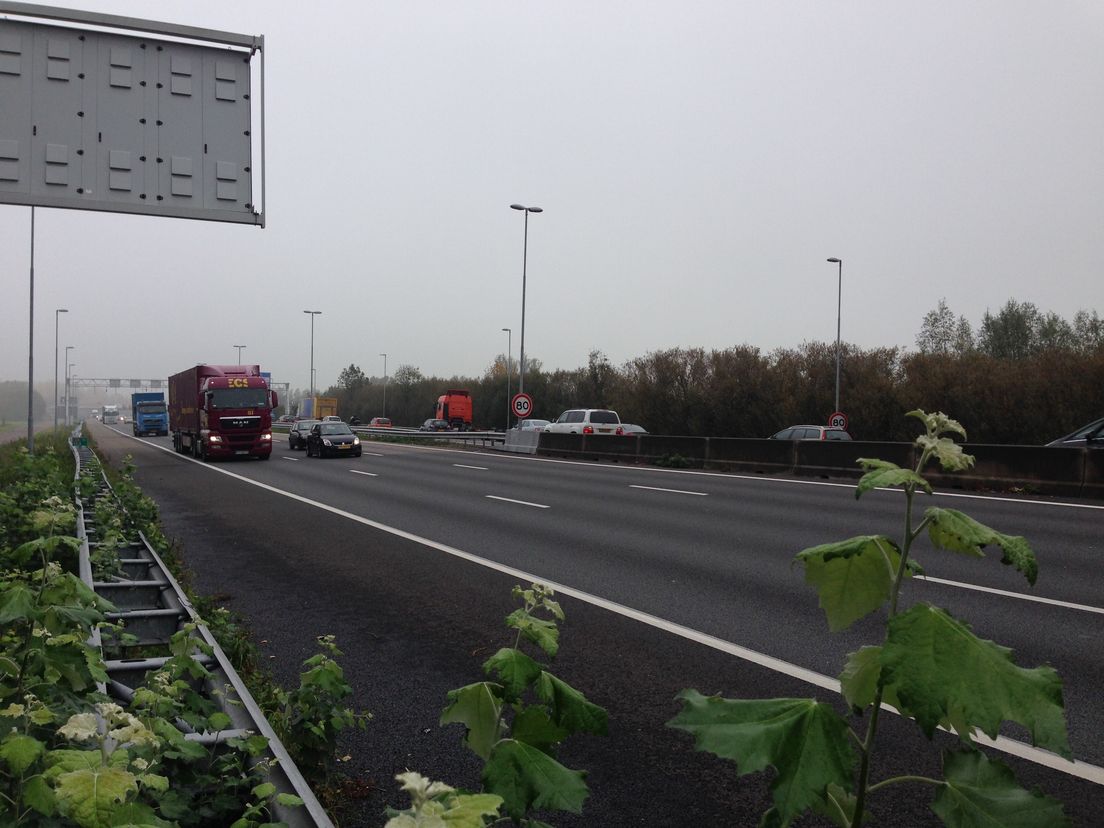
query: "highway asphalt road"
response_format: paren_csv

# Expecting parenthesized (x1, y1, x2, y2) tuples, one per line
(89, 421, 1104, 826)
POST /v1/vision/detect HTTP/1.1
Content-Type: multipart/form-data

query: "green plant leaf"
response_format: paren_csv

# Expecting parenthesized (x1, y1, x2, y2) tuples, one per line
(276, 792, 305, 806)
(441, 682, 504, 760)
(795, 536, 904, 631)
(931, 749, 1070, 827)
(510, 706, 569, 754)
(252, 782, 277, 798)
(908, 410, 968, 441)
(505, 609, 559, 658)
(917, 435, 974, 472)
(22, 773, 57, 816)
(838, 646, 882, 711)
(535, 672, 609, 736)
(440, 792, 502, 826)
(55, 766, 138, 828)
(208, 711, 232, 732)
(0, 583, 36, 623)
(855, 460, 933, 498)
(812, 783, 870, 828)
(1, 732, 45, 774)
(925, 509, 1038, 585)
(482, 738, 589, 820)
(483, 647, 543, 700)
(881, 605, 1069, 757)
(667, 690, 855, 826)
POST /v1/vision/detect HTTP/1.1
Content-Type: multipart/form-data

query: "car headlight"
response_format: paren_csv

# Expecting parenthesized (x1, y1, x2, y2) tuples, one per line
(353, 437, 360, 445)
(323, 439, 333, 446)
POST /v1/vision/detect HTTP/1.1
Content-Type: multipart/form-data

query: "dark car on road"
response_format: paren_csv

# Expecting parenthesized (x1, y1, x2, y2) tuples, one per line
(420, 419, 451, 431)
(1046, 417, 1104, 448)
(306, 422, 362, 458)
(288, 419, 320, 450)
(770, 425, 852, 441)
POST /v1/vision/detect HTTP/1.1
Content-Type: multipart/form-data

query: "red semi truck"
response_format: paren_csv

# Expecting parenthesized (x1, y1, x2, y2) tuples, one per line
(168, 365, 277, 461)
(435, 389, 473, 431)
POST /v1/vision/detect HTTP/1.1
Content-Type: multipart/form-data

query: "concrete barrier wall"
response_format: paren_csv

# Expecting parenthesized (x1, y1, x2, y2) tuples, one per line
(534, 434, 1100, 499)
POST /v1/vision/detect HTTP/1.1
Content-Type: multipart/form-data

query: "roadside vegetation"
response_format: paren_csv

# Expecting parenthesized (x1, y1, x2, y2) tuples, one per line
(315, 299, 1102, 441)
(0, 429, 368, 826)
(669, 410, 1071, 826)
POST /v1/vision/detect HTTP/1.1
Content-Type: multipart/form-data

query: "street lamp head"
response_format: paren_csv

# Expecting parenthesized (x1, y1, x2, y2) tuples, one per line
(510, 204, 525, 211)
(528, 207, 543, 213)
(501, 327, 510, 333)
(510, 204, 543, 213)
(57, 308, 69, 314)
(827, 257, 841, 263)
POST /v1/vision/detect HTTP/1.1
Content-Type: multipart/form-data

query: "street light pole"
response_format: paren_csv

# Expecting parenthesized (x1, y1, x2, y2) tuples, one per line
(66, 361, 75, 427)
(54, 308, 68, 430)
(510, 204, 543, 397)
(234, 344, 246, 364)
(64, 346, 74, 426)
(303, 310, 321, 403)
(379, 353, 388, 418)
(501, 327, 512, 430)
(827, 258, 843, 413)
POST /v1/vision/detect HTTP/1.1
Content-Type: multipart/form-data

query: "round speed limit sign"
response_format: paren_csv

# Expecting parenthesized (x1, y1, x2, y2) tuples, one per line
(828, 411, 849, 431)
(511, 393, 533, 419)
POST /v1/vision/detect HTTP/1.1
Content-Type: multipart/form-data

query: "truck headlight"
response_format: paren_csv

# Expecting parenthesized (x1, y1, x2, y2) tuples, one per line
(261, 432, 272, 441)
(208, 434, 222, 443)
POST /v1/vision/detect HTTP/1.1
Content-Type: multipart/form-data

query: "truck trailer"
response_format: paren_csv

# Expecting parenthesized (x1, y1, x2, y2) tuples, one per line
(168, 365, 276, 461)
(131, 392, 168, 436)
(299, 396, 338, 420)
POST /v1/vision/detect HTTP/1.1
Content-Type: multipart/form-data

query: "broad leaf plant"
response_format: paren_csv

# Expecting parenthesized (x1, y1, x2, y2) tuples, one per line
(436, 584, 608, 826)
(668, 410, 1071, 827)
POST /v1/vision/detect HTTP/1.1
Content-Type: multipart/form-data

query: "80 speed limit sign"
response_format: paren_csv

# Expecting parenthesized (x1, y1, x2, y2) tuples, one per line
(511, 393, 533, 419)
(828, 411, 849, 430)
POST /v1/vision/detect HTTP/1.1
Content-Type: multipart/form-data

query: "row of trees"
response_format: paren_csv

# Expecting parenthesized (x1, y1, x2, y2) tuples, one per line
(311, 300, 1102, 445)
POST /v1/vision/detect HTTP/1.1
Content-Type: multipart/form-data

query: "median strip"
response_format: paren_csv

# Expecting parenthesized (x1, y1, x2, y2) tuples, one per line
(485, 495, 549, 509)
(629, 484, 708, 496)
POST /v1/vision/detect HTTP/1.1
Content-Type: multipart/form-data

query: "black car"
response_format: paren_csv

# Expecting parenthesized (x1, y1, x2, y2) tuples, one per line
(288, 419, 320, 450)
(420, 419, 451, 431)
(306, 422, 362, 457)
(1046, 417, 1104, 448)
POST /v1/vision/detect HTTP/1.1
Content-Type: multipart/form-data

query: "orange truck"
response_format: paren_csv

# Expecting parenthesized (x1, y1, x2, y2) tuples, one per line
(435, 389, 472, 431)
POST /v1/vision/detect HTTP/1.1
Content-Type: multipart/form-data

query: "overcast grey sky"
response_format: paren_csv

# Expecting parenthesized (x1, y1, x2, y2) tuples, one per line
(3, 0, 1102, 394)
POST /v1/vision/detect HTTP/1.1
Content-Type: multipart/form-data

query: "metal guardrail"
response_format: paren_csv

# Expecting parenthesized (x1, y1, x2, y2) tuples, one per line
(69, 427, 332, 827)
(273, 422, 506, 446)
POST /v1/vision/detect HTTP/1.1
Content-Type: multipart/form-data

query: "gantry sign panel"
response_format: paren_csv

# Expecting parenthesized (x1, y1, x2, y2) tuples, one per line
(0, 6, 262, 225)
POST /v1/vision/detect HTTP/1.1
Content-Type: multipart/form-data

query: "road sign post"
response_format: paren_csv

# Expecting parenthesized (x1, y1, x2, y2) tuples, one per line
(511, 393, 533, 420)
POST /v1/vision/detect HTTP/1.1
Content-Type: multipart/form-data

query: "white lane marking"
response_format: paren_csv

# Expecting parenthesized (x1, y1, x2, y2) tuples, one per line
(282, 456, 300, 462)
(363, 452, 384, 456)
(454, 463, 489, 470)
(485, 495, 549, 509)
(117, 433, 1102, 784)
(349, 470, 378, 477)
(351, 438, 1104, 512)
(919, 575, 1104, 615)
(630, 484, 708, 497)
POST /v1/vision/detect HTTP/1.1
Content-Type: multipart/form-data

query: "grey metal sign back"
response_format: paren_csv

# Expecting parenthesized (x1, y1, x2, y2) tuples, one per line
(0, 2, 264, 225)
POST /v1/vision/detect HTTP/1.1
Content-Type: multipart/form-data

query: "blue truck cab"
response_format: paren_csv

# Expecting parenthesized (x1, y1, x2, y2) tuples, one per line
(132, 392, 168, 436)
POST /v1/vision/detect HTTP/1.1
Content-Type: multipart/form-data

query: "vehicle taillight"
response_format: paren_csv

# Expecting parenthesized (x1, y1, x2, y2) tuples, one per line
(616, 426, 624, 435)
(583, 425, 594, 434)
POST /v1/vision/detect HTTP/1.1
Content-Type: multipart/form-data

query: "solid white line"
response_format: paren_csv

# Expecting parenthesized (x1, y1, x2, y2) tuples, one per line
(116, 431, 1104, 784)
(349, 470, 378, 477)
(363, 452, 384, 456)
(630, 484, 708, 496)
(919, 575, 1104, 615)
(282, 456, 300, 462)
(454, 464, 489, 470)
(485, 495, 549, 509)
